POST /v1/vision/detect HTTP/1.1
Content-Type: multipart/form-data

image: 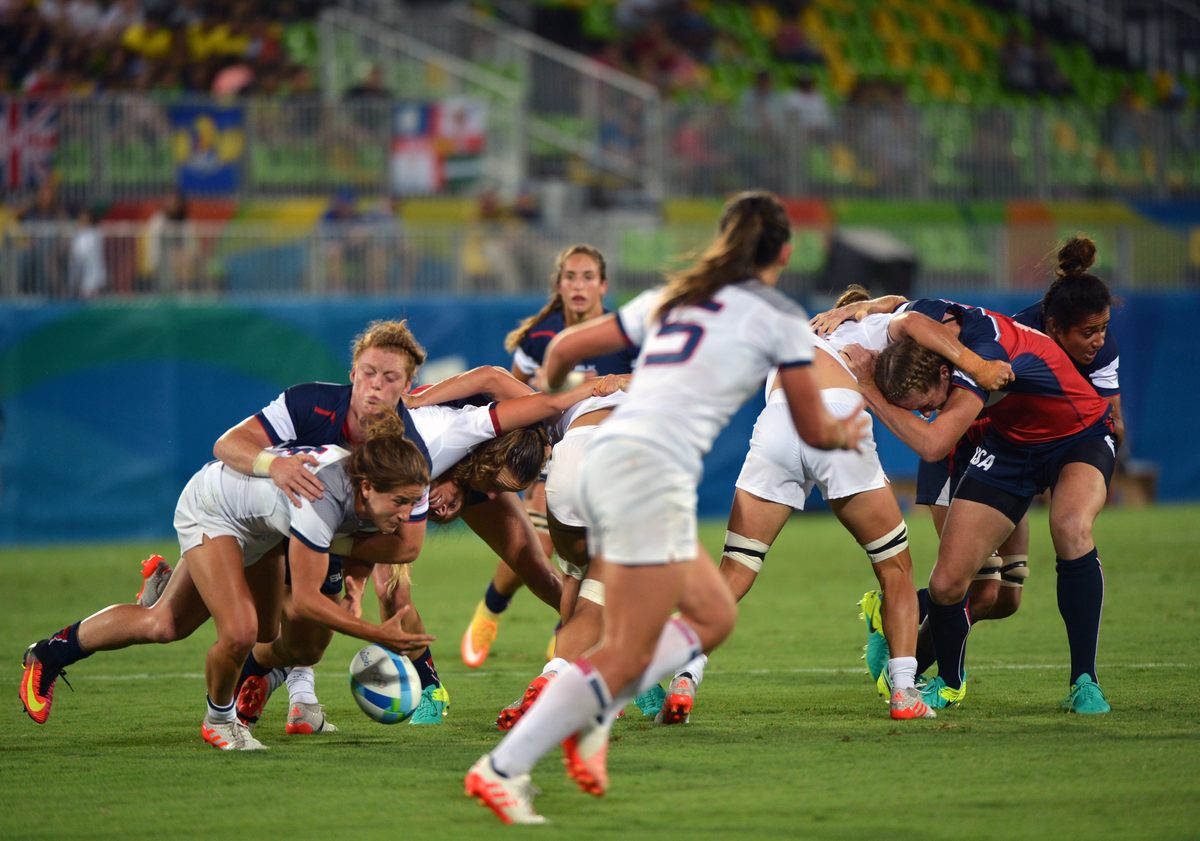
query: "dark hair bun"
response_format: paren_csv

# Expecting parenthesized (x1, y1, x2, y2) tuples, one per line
(1056, 236, 1096, 277)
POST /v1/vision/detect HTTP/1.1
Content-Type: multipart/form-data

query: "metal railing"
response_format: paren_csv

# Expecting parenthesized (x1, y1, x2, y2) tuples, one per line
(330, 1, 664, 198)
(2, 218, 1193, 301)
(662, 101, 1200, 201)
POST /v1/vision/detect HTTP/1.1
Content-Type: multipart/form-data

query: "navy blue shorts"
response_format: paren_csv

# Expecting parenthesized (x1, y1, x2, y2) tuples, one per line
(283, 544, 345, 597)
(955, 416, 1116, 523)
(915, 457, 949, 506)
(915, 435, 977, 506)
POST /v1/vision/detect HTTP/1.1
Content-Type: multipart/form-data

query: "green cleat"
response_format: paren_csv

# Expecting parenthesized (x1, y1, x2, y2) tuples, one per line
(920, 675, 967, 710)
(1061, 674, 1110, 714)
(409, 684, 451, 725)
(634, 684, 666, 718)
(858, 590, 891, 700)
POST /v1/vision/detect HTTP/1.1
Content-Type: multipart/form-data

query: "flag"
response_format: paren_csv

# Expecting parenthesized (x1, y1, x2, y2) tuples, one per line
(0, 99, 58, 191)
(169, 103, 244, 194)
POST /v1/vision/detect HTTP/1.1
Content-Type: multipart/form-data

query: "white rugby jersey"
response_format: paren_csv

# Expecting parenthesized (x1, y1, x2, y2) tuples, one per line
(201, 445, 377, 554)
(408, 403, 503, 477)
(824, 312, 896, 355)
(597, 280, 816, 474)
(553, 390, 627, 441)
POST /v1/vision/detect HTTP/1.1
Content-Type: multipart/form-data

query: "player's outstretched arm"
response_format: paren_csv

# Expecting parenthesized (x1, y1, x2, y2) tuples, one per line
(288, 541, 434, 655)
(810, 294, 908, 337)
(213, 416, 323, 506)
(844, 344, 983, 462)
(490, 376, 612, 433)
(889, 311, 1013, 391)
(407, 366, 534, 408)
(543, 315, 627, 391)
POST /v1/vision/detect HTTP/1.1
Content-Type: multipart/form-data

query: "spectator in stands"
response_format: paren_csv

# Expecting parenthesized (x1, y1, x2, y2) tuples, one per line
(99, 0, 142, 45)
(122, 11, 174, 61)
(17, 180, 69, 297)
(1032, 34, 1072, 97)
(772, 17, 823, 66)
(319, 188, 389, 294)
(1105, 85, 1150, 155)
(999, 29, 1037, 96)
(143, 189, 199, 293)
(779, 73, 833, 136)
(69, 205, 106, 300)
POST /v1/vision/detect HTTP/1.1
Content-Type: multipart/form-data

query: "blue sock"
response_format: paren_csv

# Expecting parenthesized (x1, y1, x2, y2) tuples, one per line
(917, 588, 931, 623)
(927, 595, 972, 690)
(39, 621, 92, 672)
(412, 648, 441, 689)
(1056, 548, 1104, 685)
(237, 651, 271, 685)
(484, 582, 513, 615)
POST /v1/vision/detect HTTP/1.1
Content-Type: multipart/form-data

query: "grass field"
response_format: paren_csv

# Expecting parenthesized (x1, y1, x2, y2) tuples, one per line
(2, 505, 1198, 840)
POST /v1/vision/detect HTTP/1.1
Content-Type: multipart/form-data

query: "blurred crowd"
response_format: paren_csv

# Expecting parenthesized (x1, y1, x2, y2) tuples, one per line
(0, 0, 323, 97)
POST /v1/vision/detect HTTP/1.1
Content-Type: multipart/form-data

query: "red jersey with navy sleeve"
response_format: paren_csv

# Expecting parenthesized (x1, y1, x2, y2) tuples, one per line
(948, 305, 1110, 444)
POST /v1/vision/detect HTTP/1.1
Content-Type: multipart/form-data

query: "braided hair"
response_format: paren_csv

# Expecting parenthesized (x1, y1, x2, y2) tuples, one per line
(873, 338, 950, 404)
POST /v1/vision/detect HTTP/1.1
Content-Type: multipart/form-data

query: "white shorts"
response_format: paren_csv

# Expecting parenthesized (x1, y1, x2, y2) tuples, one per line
(173, 463, 282, 567)
(544, 425, 595, 530)
(735, 388, 887, 510)
(579, 436, 697, 565)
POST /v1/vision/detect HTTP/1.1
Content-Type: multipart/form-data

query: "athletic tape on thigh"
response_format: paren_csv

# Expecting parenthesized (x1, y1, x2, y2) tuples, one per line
(1000, 554, 1029, 587)
(723, 531, 770, 573)
(579, 578, 605, 606)
(973, 551, 1002, 582)
(862, 522, 908, 564)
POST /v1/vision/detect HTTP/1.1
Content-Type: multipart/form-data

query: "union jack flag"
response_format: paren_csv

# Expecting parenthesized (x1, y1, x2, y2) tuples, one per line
(0, 99, 58, 191)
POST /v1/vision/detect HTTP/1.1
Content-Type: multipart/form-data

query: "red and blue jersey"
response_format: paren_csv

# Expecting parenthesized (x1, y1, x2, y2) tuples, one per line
(933, 302, 1110, 444)
(512, 308, 639, 379)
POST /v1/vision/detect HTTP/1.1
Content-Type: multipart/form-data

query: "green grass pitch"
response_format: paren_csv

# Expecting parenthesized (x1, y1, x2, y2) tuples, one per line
(1, 505, 1197, 840)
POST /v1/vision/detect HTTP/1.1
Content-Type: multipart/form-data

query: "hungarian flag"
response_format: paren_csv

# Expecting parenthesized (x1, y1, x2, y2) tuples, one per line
(0, 99, 59, 191)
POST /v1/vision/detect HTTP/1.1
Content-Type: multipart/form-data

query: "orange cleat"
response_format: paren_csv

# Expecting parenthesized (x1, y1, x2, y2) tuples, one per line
(19, 643, 66, 725)
(562, 722, 609, 797)
(496, 673, 554, 731)
(655, 676, 695, 725)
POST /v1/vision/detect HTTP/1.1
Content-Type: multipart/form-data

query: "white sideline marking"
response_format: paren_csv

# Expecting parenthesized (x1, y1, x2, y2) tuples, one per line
(84, 662, 1191, 682)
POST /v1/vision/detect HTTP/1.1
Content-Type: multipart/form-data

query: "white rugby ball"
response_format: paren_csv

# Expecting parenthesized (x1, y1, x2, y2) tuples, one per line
(349, 644, 422, 724)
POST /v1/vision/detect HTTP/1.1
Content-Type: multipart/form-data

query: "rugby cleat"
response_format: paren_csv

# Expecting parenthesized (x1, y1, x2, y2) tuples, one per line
(465, 755, 546, 825)
(562, 721, 609, 796)
(409, 684, 450, 725)
(136, 555, 173, 608)
(1061, 674, 1111, 715)
(655, 676, 695, 725)
(201, 716, 267, 750)
(889, 686, 936, 720)
(858, 590, 892, 700)
(496, 673, 553, 731)
(634, 683, 666, 719)
(236, 674, 269, 730)
(285, 702, 338, 734)
(461, 601, 500, 669)
(920, 675, 967, 710)
(19, 642, 68, 725)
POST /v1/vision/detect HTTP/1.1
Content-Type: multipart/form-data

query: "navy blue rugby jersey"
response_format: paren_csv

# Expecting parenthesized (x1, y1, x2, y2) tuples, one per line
(512, 308, 639, 379)
(254, 382, 432, 472)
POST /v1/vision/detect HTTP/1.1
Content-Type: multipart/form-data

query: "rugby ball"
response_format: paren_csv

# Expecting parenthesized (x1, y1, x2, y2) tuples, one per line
(349, 644, 422, 724)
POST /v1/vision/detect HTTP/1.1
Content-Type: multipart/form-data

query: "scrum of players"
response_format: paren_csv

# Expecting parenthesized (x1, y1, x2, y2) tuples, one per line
(19, 192, 1119, 824)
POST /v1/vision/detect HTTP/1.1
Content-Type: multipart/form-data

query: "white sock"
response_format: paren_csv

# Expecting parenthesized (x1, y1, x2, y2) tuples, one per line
(888, 656, 918, 691)
(206, 694, 237, 723)
(286, 666, 319, 705)
(610, 618, 705, 712)
(491, 662, 610, 777)
(542, 657, 569, 677)
(675, 653, 708, 686)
